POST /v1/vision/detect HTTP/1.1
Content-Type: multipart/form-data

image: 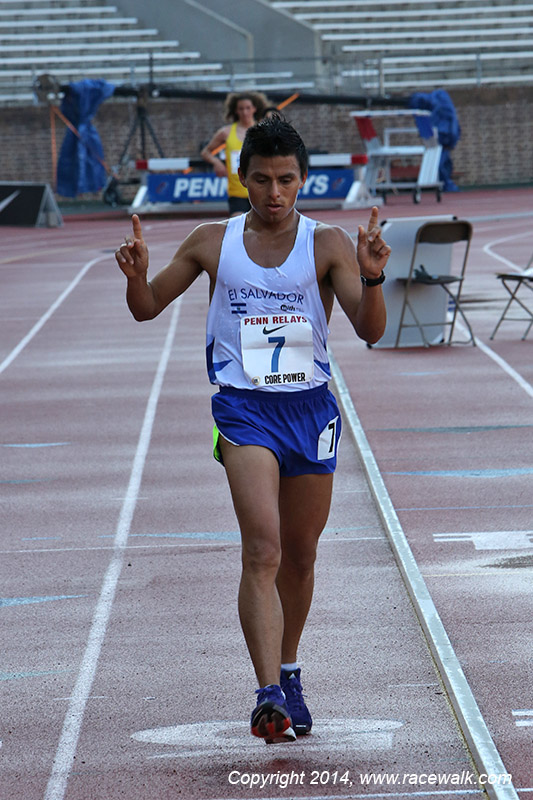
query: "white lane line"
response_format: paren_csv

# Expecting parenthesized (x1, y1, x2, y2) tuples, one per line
(454, 319, 533, 399)
(0, 253, 107, 376)
(0, 542, 239, 555)
(43, 299, 181, 800)
(512, 709, 533, 726)
(329, 350, 518, 800)
(463, 233, 533, 397)
(482, 231, 533, 273)
(434, 531, 533, 550)
(0, 535, 384, 557)
(473, 334, 533, 399)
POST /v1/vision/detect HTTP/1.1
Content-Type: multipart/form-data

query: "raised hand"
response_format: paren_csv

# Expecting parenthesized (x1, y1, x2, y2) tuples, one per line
(356, 206, 391, 280)
(115, 214, 149, 279)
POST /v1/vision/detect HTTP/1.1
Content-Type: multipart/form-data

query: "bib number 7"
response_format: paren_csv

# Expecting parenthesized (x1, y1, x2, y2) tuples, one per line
(240, 314, 314, 387)
(268, 336, 285, 373)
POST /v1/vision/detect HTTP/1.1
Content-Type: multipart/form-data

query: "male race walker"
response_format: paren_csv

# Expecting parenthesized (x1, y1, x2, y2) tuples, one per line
(116, 116, 390, 744)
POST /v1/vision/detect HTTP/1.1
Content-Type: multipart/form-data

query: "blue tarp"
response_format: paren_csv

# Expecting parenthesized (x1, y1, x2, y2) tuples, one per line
(408, 89, 461, 191)
(56, 79, 115, 197)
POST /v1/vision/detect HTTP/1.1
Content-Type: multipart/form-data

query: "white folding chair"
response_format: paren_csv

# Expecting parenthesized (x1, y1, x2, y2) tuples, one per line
(395, 220, 475, 348)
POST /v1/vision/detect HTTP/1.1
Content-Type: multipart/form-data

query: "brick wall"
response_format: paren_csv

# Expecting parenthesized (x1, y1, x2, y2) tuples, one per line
(451, 86, 533, 187)
(1, 86, 532, 199)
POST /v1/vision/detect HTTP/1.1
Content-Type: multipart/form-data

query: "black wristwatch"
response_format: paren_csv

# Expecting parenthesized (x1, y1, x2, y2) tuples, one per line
(360, 270, 386, 286)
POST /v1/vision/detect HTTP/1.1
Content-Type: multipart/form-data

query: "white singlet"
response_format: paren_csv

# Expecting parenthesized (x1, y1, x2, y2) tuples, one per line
(206, 212, 331, 391)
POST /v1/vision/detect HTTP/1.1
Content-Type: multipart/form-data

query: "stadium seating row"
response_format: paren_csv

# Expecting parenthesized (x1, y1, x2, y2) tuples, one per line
(0, 0, 310, 104)
(269, 0, 533, 91)
(2, 0, 532, 104)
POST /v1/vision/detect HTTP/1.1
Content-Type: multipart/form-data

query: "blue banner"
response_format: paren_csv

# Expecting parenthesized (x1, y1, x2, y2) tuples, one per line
(146, 169, 354, 204)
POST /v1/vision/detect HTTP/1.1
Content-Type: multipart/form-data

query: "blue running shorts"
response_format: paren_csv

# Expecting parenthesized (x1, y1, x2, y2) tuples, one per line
(211, 383, 342, 477)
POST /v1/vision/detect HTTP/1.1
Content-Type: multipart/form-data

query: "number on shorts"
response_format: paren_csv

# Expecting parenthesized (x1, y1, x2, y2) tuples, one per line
(327, 421, 336, 454)
(317, 415, 339, 461)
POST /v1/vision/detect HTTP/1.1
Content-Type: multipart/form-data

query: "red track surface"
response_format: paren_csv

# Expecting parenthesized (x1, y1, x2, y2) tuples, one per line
(2, 187, 533, 800)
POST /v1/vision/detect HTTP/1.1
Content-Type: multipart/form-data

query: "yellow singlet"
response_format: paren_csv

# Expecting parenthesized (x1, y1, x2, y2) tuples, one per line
(225, 122, 248, 199)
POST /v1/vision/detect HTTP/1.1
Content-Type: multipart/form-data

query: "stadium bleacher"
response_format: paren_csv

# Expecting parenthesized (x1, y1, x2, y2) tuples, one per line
(270, 0, 533, 91)
(0, 0, 308, 105)
(1, 0, 532, 106)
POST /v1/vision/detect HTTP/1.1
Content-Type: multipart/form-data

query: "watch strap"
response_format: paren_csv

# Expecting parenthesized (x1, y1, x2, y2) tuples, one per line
(361, 270, 386, 286)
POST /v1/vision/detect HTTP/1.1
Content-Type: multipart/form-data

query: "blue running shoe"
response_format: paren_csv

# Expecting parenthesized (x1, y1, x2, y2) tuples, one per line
(251, 684, 296, 744)
(280, 668, 312, 735)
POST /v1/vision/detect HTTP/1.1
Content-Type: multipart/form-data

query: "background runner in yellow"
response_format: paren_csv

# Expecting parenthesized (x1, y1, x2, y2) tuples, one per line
(201, 91, 269, 215)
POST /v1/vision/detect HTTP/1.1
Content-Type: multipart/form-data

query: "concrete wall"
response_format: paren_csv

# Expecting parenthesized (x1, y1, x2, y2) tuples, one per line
(2, 87, 532, 199)
(193, 0, 321, 81)
(107, 0, 253, 63)
(108, 0, 320, 83)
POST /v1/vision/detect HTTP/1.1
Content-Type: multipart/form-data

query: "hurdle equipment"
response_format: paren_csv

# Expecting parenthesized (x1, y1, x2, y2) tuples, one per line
(350, 109, 443, 203)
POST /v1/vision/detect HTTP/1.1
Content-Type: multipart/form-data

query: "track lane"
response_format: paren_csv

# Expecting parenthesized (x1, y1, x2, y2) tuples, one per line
(2, 191, 532, 798)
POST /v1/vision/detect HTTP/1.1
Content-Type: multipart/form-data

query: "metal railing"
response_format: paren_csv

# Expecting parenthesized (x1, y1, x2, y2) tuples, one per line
(2, 50, 533, 107)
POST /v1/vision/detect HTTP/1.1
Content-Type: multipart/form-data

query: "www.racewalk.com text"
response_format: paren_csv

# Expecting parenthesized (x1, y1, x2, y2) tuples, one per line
(227, 768, 512, 790)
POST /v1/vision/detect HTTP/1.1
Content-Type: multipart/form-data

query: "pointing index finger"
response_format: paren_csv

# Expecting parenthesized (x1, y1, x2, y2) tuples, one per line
(131, 213, 144, 241)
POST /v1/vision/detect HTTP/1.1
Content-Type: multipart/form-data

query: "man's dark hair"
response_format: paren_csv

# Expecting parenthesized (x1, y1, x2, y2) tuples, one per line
(239, 114, 309, 178)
